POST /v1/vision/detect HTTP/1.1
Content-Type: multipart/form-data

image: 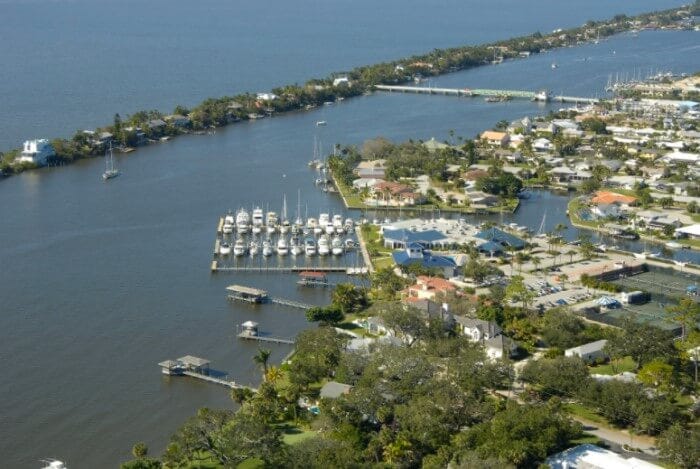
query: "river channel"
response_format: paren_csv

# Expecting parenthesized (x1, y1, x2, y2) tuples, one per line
(0, 6, 698, 468)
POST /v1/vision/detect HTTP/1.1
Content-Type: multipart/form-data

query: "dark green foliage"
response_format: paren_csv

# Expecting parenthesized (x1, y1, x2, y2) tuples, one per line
(475, 172, 523, 197)
(520, 356, 591, 397)
(604, 318, 678, 367)
(658, 423, 700, 469)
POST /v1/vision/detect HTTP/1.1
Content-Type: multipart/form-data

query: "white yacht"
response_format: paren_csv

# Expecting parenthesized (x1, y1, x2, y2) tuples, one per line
(223, 213, 235, 234)
(304, 237, 317, 256)
(332, 214, 344, 234)
(331, 236, 344, 255)
(219, 242, 231, 255)
(236, 208, 250, 234)
(665, 241, 683, 249)
(249, 240, 259, 256)
(277, 236, 289, 255)
(266, 211, 279, 234)
(319, 213, 330, 228)
(318, 234, 330, 256)
(252, 207, 264, 234)
(280, 220, 291, 234)
(290, 236, 303, 256)
(262, 239, 274, 257)
(233, 238, 247, 257)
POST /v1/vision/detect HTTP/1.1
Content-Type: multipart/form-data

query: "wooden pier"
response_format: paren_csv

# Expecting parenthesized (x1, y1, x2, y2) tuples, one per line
(237, 322, 294, 344)
(158, 355, 256, 391)
(226, 285, 315, 309)
(213, 265, 359, 274)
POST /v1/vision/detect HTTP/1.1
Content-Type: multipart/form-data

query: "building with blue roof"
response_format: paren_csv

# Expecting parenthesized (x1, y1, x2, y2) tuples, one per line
(475, 227, 526, 250)
(392, 243, 457, 277)
(382, 228, 451, 249)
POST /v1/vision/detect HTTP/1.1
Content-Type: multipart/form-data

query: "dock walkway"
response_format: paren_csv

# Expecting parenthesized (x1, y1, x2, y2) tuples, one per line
(158, 356, 256, 392)
(237, 332, 294, 344)
(375, 85, 598, 104)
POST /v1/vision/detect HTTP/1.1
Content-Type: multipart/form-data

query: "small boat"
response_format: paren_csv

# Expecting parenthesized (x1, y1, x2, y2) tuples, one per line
(551, 62, 558, 69)
(222, 222, 234, 234)
(262, 239, 273, 257)
(102, 142, 120, 180)
(304, 237, 317, 256)
(280, 220, 291, 234)
(290, 236, 303, 256)
(233, 238, 247, 257)
(236, 208, 250, 234)
(633, 251, 649, 259)
(333, 214, 344, 234)
(219, 242, 231, 256)
(331, 236, 344, 255)
(674, 260, 688, 267)
(316, 120, 327, 126)
(318, 235, 330, 256)
(344, 218, 354, 232)
(277, 236, 289, 256)
(665, 241, 683, 249)
(41, 460, 67, 469)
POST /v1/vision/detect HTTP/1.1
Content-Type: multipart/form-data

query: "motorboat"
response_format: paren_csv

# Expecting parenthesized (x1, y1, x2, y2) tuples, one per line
(266, 211, 279, 234)
(665, 241, 683, 249)
(236, 208, 250, 233)
(306, 217, 318, 232)
(325, 221, 335, 235)
(223, 213, 235, 234)
(344, 238, 356, 249)
(102, 142, 120, 180)
(318, 235, 330, 256)
(249, 240, 259, 256)
(233, 238, 247, 257)
(262, 239, 274, 257)
(219, 242, 231, 255)
(331, 236, 344, 255)
(290, 236, 303, 256)
(280, 220, 291, 234)
(304, 237, 317, 256)
(277, 236, 289, 255)
(333, 214, 344, 234)
(344, 218, 354, 232)
(252, 207, 264, 234)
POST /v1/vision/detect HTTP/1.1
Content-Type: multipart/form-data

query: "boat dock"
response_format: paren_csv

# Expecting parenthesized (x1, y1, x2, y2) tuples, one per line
(236, 321, 295, 344)
(226, 284, 315, 309)
(297, 271, 332, 287)
(158, 355, 256, 391)
(212, 262, 367, 275)
(374, 85, 599, 104)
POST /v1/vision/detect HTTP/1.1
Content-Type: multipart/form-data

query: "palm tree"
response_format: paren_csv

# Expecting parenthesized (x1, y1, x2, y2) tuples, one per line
(566, 249, 577, 264)
(265, 365, 284, 384)
(253, 348, 272, 379)
(559, 273, 569, 290)
(531, 256, 541, 274)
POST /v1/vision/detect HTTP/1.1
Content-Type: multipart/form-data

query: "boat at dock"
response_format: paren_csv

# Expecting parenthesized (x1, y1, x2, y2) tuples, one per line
(331, 236, 343, 255)
(262, 239, 273, 257)
(318, 234, 330, 256)
(277, 236, 289, 256)
(290, 236, 303, 256)
(223, 213, 235, 234)
(333, 214, 344, 234)
(233, 238, 247, 257)
(251, 207, 264, 234)
(249, 240, 259, 256)
(265, 211, 278, 234)
(665, 241, 683, 249)
(236, 208, 250, 233)
(304, 237, 317, 256)
(41, 459, 68, 469)
(219, 242, 231, 256)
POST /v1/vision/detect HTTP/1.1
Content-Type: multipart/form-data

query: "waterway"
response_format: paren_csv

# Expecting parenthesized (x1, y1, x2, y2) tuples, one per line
(0, 2, 697, 468)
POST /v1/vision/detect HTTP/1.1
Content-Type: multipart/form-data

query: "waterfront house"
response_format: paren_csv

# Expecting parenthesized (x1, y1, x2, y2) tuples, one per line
(675, 224, 700, 239)
(354, 160, 386, 179)
(480, 131, 509, 147)
(464, 189, 499, 208)
(16, 139, 55, 166)
(532, 137, 554, 152)
(393, 244, 458, 277)
(423, 137, 452, 153)
(352, 177, 384, 190)
(406, 275, 457, 300)
(332, 76, 349, 87)
(590, 191, 637, 206)
(635, 210, 683, 229)
(565, 339, 608, 363)
(371, 181, 423, 206)
(164, 114, 191, 127)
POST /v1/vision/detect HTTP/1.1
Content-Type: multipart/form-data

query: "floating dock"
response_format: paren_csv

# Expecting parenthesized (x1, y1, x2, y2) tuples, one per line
(297, 271, 331, 287)
(158, 355, 256, 391)
(213, 265, 366, 274)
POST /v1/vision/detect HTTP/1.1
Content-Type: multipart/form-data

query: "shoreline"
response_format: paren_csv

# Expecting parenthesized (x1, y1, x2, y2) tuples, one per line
(1, 5, 692, 176)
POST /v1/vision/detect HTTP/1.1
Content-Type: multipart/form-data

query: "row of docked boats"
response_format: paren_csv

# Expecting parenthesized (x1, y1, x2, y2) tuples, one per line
(219, 233, 353, 257)
(222, 209, 355, 237)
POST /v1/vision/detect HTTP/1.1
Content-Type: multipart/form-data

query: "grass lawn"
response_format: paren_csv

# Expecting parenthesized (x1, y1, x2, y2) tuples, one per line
(589, 357, 637, 376)
(564, 402, 610, 427)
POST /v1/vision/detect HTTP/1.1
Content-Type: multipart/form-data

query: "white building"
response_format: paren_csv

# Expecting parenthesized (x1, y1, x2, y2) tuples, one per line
(546, 444, 661, 469)
(17, 139, 55, 165)
(565, 339, 608, 363)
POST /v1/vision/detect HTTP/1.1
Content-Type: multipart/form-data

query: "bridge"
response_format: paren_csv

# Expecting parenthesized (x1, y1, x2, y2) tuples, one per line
(374, 85, 598, 105)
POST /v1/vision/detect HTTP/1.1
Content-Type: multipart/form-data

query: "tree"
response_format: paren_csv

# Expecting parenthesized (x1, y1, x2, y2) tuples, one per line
(658, 424, 700, 469)
(132, 442, 148, 459)
(254, 348, 272, 379)
(520, 356, 590, 397)
(331, 283, 368, 314)
(217, 409, 285, 466)
(659, 196, 674, 208)
(667, 297, 700, 340)
(540, 308, 587, 348)
(306, 305, 344, 325)
(379, 303, 428, 347)
(505, 275, 534, 310)
(605, 319, 677, 368)
(230, 387, 254, 406)
(637, 359, 675, 392)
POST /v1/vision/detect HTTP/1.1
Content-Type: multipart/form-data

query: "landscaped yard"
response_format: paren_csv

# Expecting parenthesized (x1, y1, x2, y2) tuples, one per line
(589, 356, 637, 376)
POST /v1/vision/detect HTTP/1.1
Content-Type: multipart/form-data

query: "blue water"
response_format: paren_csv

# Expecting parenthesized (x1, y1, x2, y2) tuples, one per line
(0, 0, 686, 151)
(0, 1, 696, 467)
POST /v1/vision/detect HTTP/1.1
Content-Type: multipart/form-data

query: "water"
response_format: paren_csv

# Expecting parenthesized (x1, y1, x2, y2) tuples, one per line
(0, 0, 686, 151)
(0, 2, 698, 467)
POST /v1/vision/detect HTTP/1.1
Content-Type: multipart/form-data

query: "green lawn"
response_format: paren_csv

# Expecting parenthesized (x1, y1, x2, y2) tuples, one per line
(589, 357, 637, 376)
(564, 402, 610, 427)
